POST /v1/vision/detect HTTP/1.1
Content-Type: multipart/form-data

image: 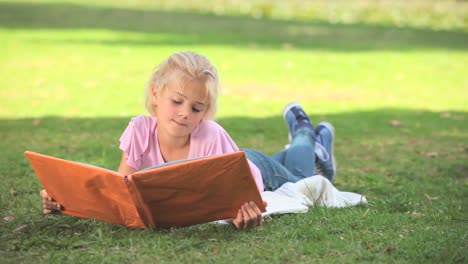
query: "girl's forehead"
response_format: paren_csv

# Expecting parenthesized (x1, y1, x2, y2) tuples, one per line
(166, 78, 208, 103)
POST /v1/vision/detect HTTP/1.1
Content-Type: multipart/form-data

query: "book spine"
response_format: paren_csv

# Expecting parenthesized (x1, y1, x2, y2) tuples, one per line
(124, 175, 157, 229)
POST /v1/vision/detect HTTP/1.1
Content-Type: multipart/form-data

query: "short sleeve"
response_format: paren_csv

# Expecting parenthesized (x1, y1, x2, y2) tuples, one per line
(119, 116, 155, 170)
(207, 126, 240, 154)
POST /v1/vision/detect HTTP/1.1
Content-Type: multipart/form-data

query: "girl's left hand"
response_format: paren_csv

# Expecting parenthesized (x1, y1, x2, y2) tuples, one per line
(232, 201, 266, 230)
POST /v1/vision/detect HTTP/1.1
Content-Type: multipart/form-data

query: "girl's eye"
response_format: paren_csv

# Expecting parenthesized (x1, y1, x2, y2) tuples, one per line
(172, 99, 182, 105)
(192, 107, 201, 113)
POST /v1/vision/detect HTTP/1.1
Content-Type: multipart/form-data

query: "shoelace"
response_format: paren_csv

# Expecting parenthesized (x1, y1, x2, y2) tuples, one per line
(291, 108, 310, 124)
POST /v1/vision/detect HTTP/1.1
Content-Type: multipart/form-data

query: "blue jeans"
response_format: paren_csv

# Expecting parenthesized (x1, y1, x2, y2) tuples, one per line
(242, 128, 317, 191)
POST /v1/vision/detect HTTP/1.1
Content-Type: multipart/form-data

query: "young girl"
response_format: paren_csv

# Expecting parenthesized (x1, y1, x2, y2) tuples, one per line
(40, 51, 336, 230)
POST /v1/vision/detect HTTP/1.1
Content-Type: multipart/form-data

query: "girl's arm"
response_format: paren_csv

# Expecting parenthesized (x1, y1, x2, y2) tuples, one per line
(118, 152, 138, 175)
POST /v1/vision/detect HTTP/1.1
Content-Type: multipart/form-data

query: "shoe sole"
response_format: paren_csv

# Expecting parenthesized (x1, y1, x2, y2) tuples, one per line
(317, 122, 336, 181)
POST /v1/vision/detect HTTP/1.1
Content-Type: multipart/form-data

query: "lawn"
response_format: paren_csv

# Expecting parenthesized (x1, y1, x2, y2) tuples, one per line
(0, 1, 467, 263)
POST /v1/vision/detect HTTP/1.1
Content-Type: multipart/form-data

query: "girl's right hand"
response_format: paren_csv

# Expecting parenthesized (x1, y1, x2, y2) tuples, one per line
(232, 201, 267, 230)
(40, 189, 62, 214)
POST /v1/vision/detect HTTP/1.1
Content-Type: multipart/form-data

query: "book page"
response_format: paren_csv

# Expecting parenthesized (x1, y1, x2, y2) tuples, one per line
(261, 191, 309, 216)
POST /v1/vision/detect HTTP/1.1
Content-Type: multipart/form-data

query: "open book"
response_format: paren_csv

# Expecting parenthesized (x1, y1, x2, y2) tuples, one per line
(25, 151, 266, 229)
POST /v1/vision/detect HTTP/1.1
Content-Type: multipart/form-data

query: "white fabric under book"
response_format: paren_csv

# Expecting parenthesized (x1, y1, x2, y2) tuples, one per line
(214, 175, 367, 224)
(272, 175, 367, 209)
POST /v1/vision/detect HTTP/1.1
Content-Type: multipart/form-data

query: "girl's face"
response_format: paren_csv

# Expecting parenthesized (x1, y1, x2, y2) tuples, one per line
(153, 78, 209, 140)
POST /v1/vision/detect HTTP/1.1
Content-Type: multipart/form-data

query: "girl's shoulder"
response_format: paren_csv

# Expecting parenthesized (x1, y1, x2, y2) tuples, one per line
(120, 115, 159, 170)
(122, 115, 158, 141)
(195, 119, 227, 135)
(129, 115, 157, 127)
(191, 119, 239, 154)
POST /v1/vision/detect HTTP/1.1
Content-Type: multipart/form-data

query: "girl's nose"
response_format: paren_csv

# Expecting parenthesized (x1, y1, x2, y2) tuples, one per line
(179, 106, 190, 118)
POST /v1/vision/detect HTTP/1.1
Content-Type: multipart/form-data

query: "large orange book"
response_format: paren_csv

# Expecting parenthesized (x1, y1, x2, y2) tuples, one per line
(24, 151, 266, 229)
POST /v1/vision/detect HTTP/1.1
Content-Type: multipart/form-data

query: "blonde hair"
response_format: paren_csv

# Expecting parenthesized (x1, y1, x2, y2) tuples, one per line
(145, 51, 219, 119)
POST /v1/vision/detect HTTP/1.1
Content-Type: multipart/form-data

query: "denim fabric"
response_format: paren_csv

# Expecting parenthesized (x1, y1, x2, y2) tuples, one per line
(243, 127, 317, 191)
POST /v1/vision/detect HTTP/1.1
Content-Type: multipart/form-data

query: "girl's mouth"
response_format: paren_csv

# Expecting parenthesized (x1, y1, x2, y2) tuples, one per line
(172, 120, 188, 127)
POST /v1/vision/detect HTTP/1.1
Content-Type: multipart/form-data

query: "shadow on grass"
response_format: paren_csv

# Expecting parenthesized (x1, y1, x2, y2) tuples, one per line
(0, 1, 467, 51)
(1, 108, 466, 180)
(0, 108, 466, 257)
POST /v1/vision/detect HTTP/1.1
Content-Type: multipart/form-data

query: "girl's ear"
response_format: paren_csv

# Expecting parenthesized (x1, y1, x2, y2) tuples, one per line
(151, 83, 159, 105)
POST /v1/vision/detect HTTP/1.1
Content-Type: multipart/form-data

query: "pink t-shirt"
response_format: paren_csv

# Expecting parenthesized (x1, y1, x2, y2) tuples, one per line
(119, 115, 264, 192)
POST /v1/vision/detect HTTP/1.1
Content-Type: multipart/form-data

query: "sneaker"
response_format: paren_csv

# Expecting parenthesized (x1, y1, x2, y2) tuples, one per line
(314, 122, 336, 182)
(282, 102, 314, 141)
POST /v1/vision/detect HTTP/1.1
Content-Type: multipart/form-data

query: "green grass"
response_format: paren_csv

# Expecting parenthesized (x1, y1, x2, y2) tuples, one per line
(0, 1, 467, 263)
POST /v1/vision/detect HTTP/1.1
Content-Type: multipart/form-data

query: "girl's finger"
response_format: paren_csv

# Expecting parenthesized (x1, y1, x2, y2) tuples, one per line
(39, 189, 49, 199)
(242, 203, 258, 229)
(233, 209, 242, 229)
(240, 209, 247, 230)
(249, 202, 263, 226)
(43, 209, 52, 214)
(43, 199, 62, 211)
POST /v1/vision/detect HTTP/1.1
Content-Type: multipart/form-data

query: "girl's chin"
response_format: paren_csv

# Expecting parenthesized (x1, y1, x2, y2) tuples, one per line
(167, 129, 191, 138)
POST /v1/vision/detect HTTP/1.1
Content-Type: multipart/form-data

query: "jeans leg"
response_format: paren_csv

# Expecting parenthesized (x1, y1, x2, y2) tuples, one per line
(242, 128, 316, 191)
(242, 148, 302, 191)
(281, 127, 316, 177)
(272, 150, 286, 164)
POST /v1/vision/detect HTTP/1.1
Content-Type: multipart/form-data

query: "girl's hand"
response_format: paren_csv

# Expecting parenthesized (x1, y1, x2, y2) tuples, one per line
(232, 201, 267, 230)
(40, 189, 62, 214)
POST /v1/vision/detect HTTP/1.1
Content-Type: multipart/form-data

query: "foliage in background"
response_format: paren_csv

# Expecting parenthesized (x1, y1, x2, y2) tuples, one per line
(12, 0, 468, 31)
(135, 0, 468, 31)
